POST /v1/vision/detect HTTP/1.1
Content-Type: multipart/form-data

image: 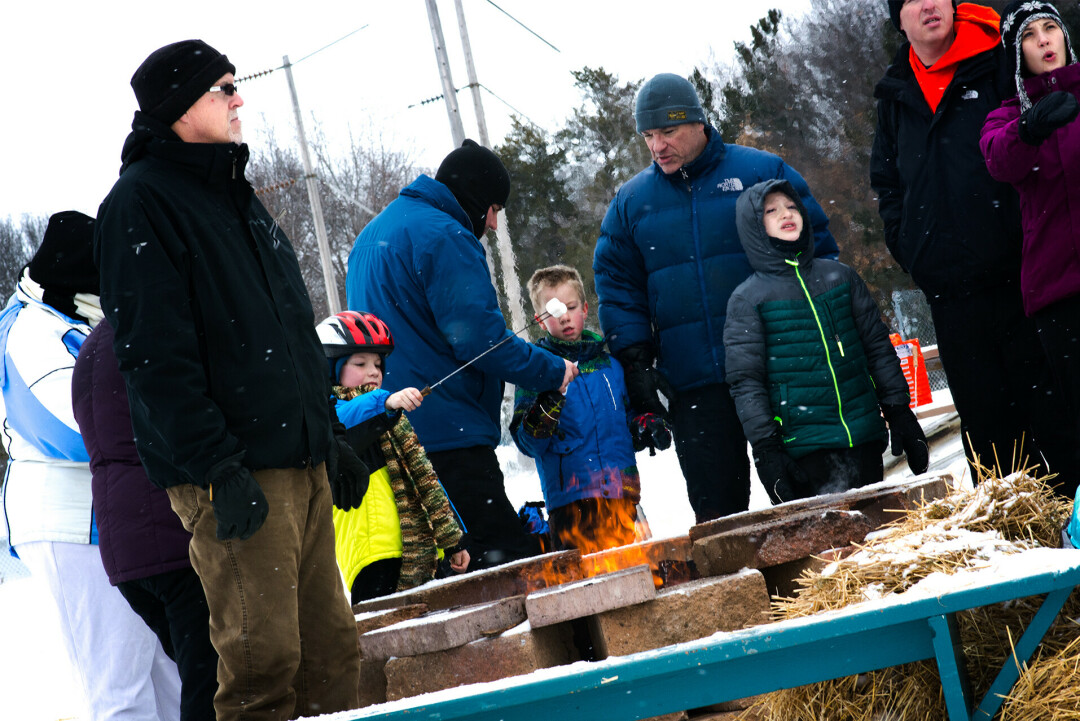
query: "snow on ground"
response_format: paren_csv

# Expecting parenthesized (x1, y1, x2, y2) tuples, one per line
(0, 407, 969, 721)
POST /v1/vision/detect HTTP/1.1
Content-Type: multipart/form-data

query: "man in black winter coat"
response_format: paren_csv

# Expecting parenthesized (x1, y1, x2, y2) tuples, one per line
(871, 0, 1077, 496)
(94, 40, 362, 721)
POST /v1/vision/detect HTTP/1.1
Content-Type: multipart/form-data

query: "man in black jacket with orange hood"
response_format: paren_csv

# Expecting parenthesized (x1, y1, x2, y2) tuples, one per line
(871, 1, 1076, 495)
(95, 40, 362, 721)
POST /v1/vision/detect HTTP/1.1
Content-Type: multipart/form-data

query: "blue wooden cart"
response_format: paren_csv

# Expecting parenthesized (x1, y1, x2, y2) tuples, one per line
(343, 552, 1080, 721)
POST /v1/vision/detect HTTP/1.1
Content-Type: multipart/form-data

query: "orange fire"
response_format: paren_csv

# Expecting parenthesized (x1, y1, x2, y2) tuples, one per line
(550, 499, 666, 588)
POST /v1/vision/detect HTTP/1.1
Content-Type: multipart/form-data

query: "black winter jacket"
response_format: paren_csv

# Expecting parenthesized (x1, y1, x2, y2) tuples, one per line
(95, 113, 331, 489)
(871, 43, 1022, 299)
(724, 180, 908, 458)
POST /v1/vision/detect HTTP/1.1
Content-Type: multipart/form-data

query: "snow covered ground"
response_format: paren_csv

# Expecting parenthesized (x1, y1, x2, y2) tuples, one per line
(0, 406, 969, 721)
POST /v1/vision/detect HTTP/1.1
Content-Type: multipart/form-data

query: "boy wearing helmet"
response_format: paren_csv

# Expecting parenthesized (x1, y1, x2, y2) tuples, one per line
(317, 311, 469, 602)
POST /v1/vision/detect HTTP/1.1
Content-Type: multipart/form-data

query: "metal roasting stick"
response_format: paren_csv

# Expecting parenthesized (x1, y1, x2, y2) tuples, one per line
(420, 298, 567, 397)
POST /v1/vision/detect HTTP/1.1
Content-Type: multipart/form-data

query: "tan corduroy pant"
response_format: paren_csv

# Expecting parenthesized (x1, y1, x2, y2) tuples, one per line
(168, 464, 360, 721)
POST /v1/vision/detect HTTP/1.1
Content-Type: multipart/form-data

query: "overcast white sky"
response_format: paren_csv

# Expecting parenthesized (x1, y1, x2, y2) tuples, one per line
(1, 0, 811, 222)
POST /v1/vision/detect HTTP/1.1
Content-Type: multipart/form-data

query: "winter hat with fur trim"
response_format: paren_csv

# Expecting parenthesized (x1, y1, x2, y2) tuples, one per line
(131, 40, 236, 125)
(634, 73, 706, 133)
(1001, 0, 1077, 110)
(435, 139, 511, 239)
(889, 0, 958, 34)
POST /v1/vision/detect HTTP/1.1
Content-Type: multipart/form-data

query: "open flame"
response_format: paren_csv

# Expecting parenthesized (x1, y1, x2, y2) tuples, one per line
(547, 498, 668, 589)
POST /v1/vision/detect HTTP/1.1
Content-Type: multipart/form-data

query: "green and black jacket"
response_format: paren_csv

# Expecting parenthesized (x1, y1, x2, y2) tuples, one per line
(723, 179, 910, 459)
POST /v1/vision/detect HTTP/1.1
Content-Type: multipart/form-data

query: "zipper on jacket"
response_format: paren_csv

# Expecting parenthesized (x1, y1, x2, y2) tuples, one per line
(785, 258, 853, 447)
(684, 172, 721, 376)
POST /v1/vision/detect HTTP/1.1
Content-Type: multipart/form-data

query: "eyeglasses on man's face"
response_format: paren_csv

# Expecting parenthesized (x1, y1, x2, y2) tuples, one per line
(208, 82, 237, 97)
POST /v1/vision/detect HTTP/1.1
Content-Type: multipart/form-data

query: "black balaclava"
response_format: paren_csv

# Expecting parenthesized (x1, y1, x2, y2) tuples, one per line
(435, 139, 511, 239)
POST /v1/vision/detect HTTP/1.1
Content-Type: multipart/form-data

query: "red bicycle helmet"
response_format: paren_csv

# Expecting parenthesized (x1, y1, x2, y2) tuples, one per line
(316, 310, 394, 360)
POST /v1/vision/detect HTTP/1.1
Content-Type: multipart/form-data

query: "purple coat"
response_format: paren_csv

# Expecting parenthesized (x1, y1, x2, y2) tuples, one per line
(72, 319, 192, 585)
(981, 62, 1080, 316)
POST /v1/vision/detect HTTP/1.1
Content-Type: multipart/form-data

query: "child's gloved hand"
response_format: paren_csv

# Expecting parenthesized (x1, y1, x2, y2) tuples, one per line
(520, 390, 565, 439)
(752, 436, 808, 505)
(386, 387, 424, 412)
(882, 403, 929, 475)
(631, 413, 672, 455)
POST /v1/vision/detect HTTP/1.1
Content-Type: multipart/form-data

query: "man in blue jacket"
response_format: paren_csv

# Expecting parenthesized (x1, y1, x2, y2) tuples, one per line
(593, 73, 839, 523)
(347, 140, 577, 569)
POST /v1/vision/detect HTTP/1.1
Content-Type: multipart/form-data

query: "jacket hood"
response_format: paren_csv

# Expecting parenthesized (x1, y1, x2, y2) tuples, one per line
(401, 174, 475, 236)
(537, 329, 606, 363)
(736, 179, 813, 275)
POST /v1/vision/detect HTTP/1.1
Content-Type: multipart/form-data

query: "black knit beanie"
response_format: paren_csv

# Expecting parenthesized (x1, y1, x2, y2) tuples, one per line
(889, 0, 958, 34)
(634, 73, 706, 133)
(131, 40, 236, 125)
(1000, 0, 1077, 110)
(435, 139, 511, 239)
(27, 211, 99, 319)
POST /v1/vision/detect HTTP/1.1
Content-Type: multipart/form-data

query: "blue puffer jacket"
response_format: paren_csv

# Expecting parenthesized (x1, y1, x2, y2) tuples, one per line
(593, 126, 839, 392)
(346, 175, 565, 453)
(511, 331, 639, 511)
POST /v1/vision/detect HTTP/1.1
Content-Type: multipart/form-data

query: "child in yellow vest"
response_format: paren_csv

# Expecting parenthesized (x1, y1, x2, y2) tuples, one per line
(317, 311, 468, 603)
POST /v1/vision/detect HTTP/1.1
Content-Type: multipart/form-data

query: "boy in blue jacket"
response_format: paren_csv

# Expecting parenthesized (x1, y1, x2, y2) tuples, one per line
(511, 265, 671, 552)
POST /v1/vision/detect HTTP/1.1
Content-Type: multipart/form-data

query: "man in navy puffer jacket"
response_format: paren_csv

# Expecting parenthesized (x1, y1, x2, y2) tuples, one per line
(593, 73, 839, 523)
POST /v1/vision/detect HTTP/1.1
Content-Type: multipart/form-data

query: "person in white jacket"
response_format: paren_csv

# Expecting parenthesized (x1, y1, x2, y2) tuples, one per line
(0, 211, 180, 721)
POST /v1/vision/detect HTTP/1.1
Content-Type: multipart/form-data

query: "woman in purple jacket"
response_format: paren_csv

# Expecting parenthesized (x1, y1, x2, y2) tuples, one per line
(980, 0, 1080, 466)
(72, 319, 217, 721)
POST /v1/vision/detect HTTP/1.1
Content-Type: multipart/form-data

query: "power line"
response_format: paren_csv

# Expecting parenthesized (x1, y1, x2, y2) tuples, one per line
(483, 0, 560, 53)
(407, 82, 540, 128)
(235, 23, 370, 85)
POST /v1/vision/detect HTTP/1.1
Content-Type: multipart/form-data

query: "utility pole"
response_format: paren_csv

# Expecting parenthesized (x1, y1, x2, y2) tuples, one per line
(424, 0, 466, 147)
(283, 55, 340, 315)
(453, 0, 490, 146)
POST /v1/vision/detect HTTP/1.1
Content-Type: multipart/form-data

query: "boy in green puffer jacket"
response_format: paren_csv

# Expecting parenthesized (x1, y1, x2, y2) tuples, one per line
(724, 179, 929, 504)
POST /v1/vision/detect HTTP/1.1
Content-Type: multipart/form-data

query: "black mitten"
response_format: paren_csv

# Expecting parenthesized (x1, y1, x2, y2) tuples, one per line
(520, 390, 565, 439)
(1019, 91, 1080, 145)
(752, 436, 810, 505)
(882, 403, 930, 475)
(206, 458, 269, 541)
(618, 344, 673, 418)
(631, 413, 673, 455)
(328, 439, 370, 511)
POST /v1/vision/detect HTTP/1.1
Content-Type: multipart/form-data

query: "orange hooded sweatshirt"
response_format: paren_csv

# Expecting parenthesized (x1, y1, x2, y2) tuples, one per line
(909, 3, 1001, 113)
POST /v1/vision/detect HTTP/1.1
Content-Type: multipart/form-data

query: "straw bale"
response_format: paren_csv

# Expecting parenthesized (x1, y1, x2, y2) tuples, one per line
(748, 471, 1078, 721)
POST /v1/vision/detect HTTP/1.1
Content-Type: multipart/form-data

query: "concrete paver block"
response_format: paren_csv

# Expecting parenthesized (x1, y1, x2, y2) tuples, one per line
(358, 596, 526, 661)
(526, 564, 656, 628)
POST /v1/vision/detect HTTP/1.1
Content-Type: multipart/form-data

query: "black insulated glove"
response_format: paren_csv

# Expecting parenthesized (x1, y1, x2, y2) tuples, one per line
(207, 459, 269, 541)
(1019, 91, 1080, 145)
(753, 436, 809, 505)
(882, 403, 930, 475)
(327, 438, 370, 511)
(327, 398, 370, 511)
(618, 344, 673, 418)
(520, 390, 566, 439)
(631, 413, 672, 455)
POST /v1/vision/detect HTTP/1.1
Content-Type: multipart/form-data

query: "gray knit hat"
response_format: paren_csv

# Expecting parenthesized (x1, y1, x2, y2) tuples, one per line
(634, 73, 706, 133)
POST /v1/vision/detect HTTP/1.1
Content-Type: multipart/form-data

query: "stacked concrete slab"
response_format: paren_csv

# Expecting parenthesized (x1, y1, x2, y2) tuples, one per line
(351, 472, 953, 717)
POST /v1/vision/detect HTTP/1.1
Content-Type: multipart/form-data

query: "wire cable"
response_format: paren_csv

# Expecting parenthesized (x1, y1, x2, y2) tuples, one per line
(483, 1, 560, 53)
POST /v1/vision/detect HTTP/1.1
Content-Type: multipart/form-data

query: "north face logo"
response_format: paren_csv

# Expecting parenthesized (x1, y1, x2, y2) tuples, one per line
(667, 110, 687, 121)
(962, 89, 979, 100)
(718, 178, 744, 192)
